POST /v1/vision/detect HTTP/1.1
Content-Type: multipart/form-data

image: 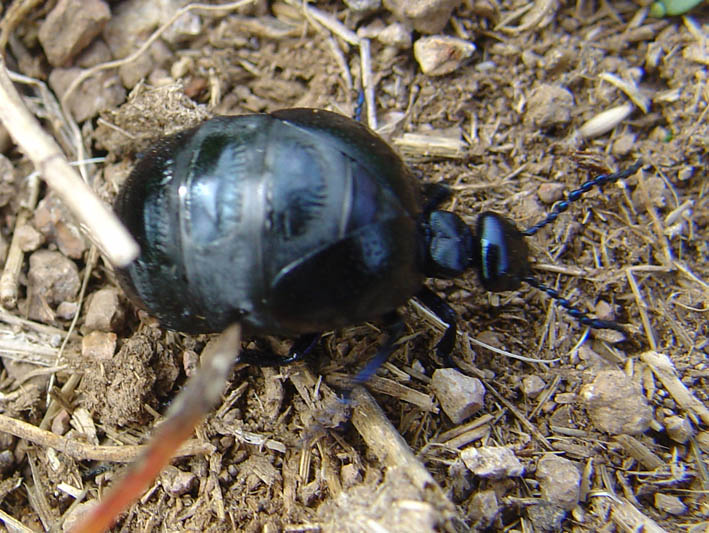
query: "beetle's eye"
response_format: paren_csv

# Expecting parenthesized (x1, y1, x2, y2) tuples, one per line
(424, 210, 473, 279)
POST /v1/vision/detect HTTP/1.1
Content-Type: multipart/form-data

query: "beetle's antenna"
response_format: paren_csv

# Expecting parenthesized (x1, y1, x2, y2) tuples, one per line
(522, 275, 626, 332)
(521, 160, 643, 237)
(515, 161, 644, 333)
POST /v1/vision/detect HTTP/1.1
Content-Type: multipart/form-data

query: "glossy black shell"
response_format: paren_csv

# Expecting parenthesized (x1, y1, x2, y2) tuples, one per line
(115, 109, 425, 336)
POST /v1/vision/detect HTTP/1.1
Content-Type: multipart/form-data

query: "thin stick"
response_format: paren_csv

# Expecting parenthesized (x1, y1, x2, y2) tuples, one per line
(0, 56, 138, 267)
(0, 413, 214, 461)
(69, 323, 241, 533)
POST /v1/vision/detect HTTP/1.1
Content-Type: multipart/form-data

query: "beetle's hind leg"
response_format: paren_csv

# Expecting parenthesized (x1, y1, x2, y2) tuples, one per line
(239, 333, 321, 366)
(415, 286, 458, 367)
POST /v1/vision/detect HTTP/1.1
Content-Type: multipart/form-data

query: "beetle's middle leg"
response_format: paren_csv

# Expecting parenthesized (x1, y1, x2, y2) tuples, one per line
(415, 286, 459, 367)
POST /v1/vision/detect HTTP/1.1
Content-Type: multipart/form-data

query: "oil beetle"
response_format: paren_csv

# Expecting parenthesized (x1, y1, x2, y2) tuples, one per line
(115, 108, 640, 369)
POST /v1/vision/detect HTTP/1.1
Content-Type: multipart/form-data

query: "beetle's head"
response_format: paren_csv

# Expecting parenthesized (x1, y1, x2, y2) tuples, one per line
(422, 211, 531, 292)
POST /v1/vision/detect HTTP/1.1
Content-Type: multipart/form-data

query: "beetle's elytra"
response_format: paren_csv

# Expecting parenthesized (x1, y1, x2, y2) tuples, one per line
(115, 108, 632, 364)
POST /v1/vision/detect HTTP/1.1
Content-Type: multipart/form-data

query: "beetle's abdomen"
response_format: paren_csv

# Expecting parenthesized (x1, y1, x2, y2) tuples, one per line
(116, 111, 424, 336)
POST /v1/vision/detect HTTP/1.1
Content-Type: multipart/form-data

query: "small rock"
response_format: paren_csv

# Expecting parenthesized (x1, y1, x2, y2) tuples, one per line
(340, 463, 362, 488)
(56, 301, 79, 320)
(521, 375, 546, 398)
(51, 409, 71, 435)
(76, 38, 113, 68)
(183, 349, 199, 378)
(526, 501, 566, 532)
(469, 490, 499, 529)
(39, 0, 111, 66)
(431, 368, 485, 423)
(460, 446, 524, 479)
(537, 183, 565, 204)
(612, 133, 636, 156)
(0, 450, 14, 474)
(0, 154, 17, 208)
(696, 431, 709, 453)
(536, 454, 581, 511)
(345, 0, 381, 12)
(62, 501, 99, 533)
(448, 459, 473, 501)
(384, 0, 462, 34)
(631, 176, 669, 210)
(377, 23, 412, 49)
(49, 67, 126, 122)
(82, 331, 117, 360)
(579, 369, 653, 435)
(654, 493, 686, 515)
(160, 465, 198, 497)
(413, 36, 475, 76)
(84, 288, 125, 332)
(27, 250, 81, 322)
(664, 415, 694, 444)
(15, 224, 44, 252)
(54, 221, 88, 259)
(524, 84, 574, 130)
(594, 300, 615, 322)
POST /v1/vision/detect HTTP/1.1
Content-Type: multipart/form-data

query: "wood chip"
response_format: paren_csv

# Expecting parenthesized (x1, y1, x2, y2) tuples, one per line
(640, 351, 709, 425)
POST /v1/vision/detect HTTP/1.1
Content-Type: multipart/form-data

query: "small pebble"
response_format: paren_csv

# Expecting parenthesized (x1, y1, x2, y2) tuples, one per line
(632, 176, 669, 209)
(377, 23, 412, 49)
(81, 331, 117, 360)
(594, 300, 615, 322)
(27, 250, 80, 322)
(56, 301, 79, 320)
(413, 36, 475, 76)
(696, 431, 709, 453)
(664, 415, 694, 444)
(84, 288, 125, 332)
(0, 450, 14, 473)
(526, 501, 566, 532)
(384, 0, 462, 34)
(183, 349, 199, 378)
(460, 446, 524, 479)
(431, 368, 485, 424)
(15, 224, 44, 252)
(160, 465, 198, 497)
(340, 463, 362, 488)
(345, 0, 381, 12)
(537, 183, 565, 204)
(524, 84, 574, 130)
(654, 493, 687, 515)
(612, 133, 637, 156)
(51, 409, 71, 436)
(49, 67, 126, 123)
(39, 0, 111, 66)
(62, 501, 100, 533)
(536, 454, 581, 511)
(579, 369, 652, 435)
(469, 490, 499, 529)
(521, 375, 546, 398)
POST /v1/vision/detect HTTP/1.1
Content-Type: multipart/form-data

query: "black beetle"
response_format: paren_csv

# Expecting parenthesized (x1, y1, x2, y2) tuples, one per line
(115, 108, 637, 367)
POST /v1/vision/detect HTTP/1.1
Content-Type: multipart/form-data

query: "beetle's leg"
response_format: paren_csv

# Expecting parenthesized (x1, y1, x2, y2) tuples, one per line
(415, 286, 458, 366)
(421, 182, 452, 212)
(351, 312, 405, 386)
(239, 333, 321, 367)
